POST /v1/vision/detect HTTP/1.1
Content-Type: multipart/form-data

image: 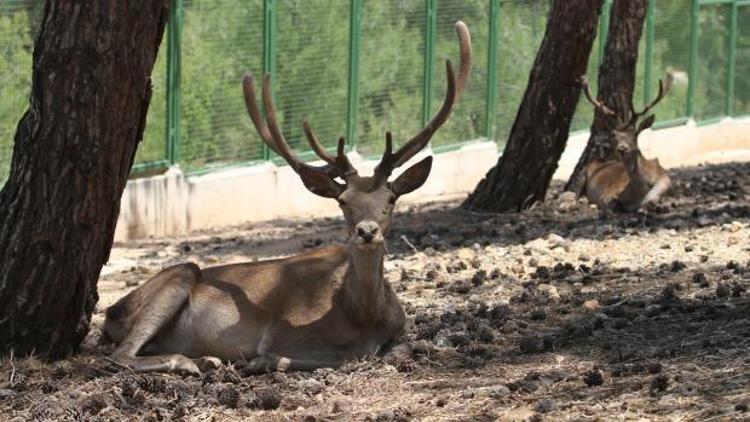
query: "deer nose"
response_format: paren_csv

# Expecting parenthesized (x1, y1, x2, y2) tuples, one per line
(356, 221, 380, 243)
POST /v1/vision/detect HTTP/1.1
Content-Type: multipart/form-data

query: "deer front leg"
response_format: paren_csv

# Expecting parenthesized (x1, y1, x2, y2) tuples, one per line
(640, 174, 671, 210)
(242, 354, 342, 374)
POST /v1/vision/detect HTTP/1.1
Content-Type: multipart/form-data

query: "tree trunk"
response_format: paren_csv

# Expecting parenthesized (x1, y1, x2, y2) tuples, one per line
(0, 1, 169, 358)
(462, 0, 603, 212)
(565, 0, 649, 193)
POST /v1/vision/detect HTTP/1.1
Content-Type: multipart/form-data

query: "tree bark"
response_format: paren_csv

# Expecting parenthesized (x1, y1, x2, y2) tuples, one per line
(0, 1, 169, 358)
(565, 0, 649, 193)
(462, 0, 603, 212)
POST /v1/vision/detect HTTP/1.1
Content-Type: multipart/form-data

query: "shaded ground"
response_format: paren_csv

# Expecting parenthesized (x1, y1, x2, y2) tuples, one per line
(2, 162, 750, 421)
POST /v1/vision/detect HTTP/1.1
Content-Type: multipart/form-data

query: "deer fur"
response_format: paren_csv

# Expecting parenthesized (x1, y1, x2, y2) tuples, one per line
(102, 21, 472, 375)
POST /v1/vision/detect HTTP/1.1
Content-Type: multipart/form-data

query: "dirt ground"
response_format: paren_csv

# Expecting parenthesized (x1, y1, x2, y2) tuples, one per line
(1, 162, 750, 421)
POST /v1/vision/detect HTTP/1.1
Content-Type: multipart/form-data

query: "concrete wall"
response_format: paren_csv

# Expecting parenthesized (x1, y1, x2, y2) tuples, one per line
(114, 117, 750, 241)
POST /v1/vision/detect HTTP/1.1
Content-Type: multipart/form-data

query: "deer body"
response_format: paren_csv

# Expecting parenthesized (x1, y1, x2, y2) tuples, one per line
(578, 75, 673, 212)
(103, 22, 472, 375)
(583, 152, 670, 212)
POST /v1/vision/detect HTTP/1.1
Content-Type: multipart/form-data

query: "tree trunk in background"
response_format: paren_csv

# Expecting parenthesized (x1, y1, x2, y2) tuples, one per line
(565, 0, 649, 194)
(462, 0, 603, 212)
(0, 1, 169, 358)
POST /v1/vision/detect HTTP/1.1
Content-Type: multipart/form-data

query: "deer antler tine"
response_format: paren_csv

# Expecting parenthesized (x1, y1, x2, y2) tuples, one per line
(303, 121, 337, 165)
(384, 131, 393, 156)
(391, 59, 456, 169)
(580, 75, 615, 116)
(242, 74, 283, 157)
(374, 21, 470, 178)
(335, 136, 356, 176)
(635, 73, 673, 119)
(454, 20, 472, 100)
(261, 74, 298, 168)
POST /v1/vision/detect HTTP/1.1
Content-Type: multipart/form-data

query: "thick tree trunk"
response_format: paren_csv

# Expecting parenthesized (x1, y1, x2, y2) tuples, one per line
(565, 0, 649, 193)
(0, 1, 169, 358)
(462, 0, 603, 212)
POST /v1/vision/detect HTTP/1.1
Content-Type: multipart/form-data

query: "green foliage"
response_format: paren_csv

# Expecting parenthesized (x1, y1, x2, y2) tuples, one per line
(1, 0, 748, 182)
(0, 8, 32, 182)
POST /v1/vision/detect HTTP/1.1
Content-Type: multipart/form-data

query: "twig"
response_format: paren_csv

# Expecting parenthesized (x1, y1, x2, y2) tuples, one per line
(400, 235, 418, 253)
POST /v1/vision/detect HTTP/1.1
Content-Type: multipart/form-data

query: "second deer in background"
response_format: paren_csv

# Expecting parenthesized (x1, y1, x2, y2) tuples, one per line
(578, 75, 673, 213)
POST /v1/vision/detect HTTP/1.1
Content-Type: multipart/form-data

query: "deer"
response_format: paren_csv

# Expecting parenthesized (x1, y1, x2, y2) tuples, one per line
(578, 74, 673, 213)
(102, 21, 472, 375)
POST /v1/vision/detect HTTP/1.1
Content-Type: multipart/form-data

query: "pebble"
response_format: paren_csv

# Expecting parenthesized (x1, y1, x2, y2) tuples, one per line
(582, 299, 600, 310)
(537, 284, 560, 301)
(548, 233, 571, 252)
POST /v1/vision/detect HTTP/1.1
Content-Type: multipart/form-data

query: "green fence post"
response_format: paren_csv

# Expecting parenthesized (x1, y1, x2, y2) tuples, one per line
(346, 0, 362, 149)
(484, 0, 500, 142)
(726, 0, 738, 116)
(598, 0, 613, 64)
(166, 0, 183, 165)
(644, 0, 655, 106)
(687, 0, 700, 117)
(262, 0, 277, 160)
(422, 0, 437, 127)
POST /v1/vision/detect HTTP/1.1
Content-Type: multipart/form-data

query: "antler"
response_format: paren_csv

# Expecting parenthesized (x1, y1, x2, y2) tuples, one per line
(580, 75, 615, 116)
(242, 74, 355, 179)
(374, 21, 472, 180)
(628, 73, 673, 125)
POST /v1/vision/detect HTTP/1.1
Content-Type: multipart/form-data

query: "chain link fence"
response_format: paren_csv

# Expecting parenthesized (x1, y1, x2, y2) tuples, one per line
(1, 0, 749, 184)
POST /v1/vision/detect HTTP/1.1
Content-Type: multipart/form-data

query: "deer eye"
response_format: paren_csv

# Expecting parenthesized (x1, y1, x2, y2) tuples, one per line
(337, 198, 347, 207)
(388, 195, 397, 205)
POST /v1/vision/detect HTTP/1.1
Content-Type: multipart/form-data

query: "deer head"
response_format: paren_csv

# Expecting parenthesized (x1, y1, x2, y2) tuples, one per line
(581, 74, 672, 171)
(243, 22, 472, 247)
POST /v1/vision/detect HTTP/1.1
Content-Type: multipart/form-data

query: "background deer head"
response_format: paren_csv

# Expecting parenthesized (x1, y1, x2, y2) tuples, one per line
(243, 22, 471, 247)
(581, 74, 673, 170)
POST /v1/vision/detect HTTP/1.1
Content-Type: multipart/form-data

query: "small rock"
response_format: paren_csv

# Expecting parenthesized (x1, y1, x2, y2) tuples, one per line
(735, 400, 749, 412)
(435, 398, 447, 407)
(578, 254, 591, 262)
(487, 385, 511, 398)
(519, 336, 546, 354)
(716, 284, 731, 298)
(645, 304, 662, 317)
(456, 248, 476, 262)
(691, 272, 707, 285)
(646, 362, 663, 374)
(255, 388, 282, 410)
(204, 255, 219, 264)
(582, 300, 600, 310)
(728, 236, 739, 246)
(547, 234, 570, 252)
(534, 398, 557, 413)
(511, 261, 525, 275)
(650, 374, 669, 395)
(537, 284, 560, 301)
(729, 221, 743, 233)
(583, 370, 604, 387)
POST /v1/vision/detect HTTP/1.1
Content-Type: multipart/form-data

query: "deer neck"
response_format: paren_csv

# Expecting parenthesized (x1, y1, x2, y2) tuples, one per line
(623, 152, 646, 182)
(341, 242, 387, 325)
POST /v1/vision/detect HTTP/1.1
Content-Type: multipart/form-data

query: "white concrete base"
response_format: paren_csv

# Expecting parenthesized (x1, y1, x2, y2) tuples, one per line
(114, 117, 750, 241)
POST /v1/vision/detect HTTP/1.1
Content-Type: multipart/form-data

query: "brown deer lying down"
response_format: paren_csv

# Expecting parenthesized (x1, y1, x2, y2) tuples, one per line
(579, 75, 673, 213)
(103, 22, 472, 375)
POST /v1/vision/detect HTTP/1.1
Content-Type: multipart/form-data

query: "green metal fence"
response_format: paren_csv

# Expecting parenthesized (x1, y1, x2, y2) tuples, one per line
(1, 0, 749, 183)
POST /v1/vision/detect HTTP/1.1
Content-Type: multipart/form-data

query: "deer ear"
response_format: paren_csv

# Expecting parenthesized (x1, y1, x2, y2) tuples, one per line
(297, 166, 345, 198)
(637, 115, 656, 134)
(392, 156, 433, 196)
